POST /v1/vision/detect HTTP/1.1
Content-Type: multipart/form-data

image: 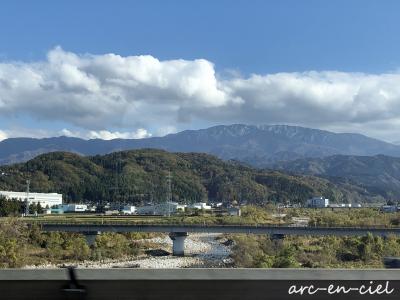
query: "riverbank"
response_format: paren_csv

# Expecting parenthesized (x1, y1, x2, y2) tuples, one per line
(23, 233, 233, 269)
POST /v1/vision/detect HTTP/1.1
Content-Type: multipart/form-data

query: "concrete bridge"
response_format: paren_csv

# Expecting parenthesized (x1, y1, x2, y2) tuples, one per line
(38, 223, 400, 256)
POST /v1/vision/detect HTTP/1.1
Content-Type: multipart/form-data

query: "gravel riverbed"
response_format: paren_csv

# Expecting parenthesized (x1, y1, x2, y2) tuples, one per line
(23, 233, 233, 269)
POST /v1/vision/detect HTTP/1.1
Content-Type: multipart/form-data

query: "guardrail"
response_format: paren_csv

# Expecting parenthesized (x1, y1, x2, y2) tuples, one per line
(1, 268, 400, 300)
(27, 220, 400, 229)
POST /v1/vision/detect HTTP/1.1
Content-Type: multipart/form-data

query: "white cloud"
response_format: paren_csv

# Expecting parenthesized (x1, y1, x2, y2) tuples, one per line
(87, 129, 151, 140)
(0, 128, 151, 141)
(0, 130, 8, 141)
(0, 128, 58, 140)
(2, 47, 400, 141)
(59, 128, 151, 140)
(58, 128, 80, 138)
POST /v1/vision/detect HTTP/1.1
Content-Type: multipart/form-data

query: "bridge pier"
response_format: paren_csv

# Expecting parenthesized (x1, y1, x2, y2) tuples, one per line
(84, 231, 101, 247)
(169, 232, 188, 256)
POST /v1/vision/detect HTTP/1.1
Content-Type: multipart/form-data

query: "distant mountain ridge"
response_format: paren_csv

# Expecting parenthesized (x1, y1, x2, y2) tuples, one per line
(1, 124, 400, 166)
(273, 154, 400, 199)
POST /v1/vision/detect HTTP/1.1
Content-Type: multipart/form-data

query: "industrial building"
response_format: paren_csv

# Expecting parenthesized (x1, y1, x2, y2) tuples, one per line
(135, 201, 215, 216)
(156, 202, 179, 215)
(136, 202, 185, 215)
(61, 204, 88, 212)
(306, 196, 329, 208)
(0, 191, 63, 208)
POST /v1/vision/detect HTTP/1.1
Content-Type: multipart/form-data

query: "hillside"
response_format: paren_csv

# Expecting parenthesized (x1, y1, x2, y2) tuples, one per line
(273, 154, 400, 200)
(1, 124, 400, 166)
(0, 149, 385, 205)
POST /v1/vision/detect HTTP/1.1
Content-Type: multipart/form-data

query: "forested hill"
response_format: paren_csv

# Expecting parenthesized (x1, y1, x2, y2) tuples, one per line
(0, 150, 387, 205)
(273, 154, 400, 200)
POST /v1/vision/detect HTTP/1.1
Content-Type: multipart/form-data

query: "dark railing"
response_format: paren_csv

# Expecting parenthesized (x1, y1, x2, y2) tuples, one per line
(27, 220, 400, 229)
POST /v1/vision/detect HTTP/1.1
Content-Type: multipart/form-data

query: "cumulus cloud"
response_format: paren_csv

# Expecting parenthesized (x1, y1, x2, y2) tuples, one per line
(60, 128, 151, 140)
(2, 47, 400, 141)
(86, 129, 151, 140)
(0, 47, 226, 129)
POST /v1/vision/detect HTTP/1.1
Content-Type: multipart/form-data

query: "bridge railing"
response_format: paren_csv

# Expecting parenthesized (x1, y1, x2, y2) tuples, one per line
(28, 221, 400, 230)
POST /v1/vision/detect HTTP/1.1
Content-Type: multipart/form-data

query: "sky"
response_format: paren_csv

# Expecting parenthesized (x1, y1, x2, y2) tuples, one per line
(1, 0, 400, 142)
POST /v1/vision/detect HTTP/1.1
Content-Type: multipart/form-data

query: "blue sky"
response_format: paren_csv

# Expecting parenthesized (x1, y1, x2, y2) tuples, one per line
(2, 0, 400, 73)
(1, 0, 400, 141)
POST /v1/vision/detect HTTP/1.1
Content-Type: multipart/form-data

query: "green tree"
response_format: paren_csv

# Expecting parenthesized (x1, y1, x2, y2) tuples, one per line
(36, 202, 44, 214)
(0, 197, 23, 216)
(94, 233, 129, 259)
(44, 232, 64, 259)
(29, 203, 37, 215)
(63, 234, 90, 261)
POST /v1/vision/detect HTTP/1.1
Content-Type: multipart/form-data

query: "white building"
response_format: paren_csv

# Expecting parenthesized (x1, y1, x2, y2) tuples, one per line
(176, 204, 187, 212)
(329, 203, 354, 208)
(0, 191, 62, 208)
(210, 202, 223, 208)
(61, 204, 87, 212)
(188, 202, 212, 210)
(306, 196, 329, 208)
(122, 205, 136, 215)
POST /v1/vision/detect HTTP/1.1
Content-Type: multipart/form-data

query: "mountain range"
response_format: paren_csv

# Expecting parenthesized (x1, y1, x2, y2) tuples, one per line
(1, 124, 400, 166)
(2, 124, 400, 202)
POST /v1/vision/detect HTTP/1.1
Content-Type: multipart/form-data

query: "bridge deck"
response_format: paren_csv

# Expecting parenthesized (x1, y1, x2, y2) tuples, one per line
(38, 223, 400, 236)
(1, 268, 400, 280)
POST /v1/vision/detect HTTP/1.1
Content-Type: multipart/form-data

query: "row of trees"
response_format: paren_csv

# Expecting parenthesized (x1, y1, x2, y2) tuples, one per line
(0, 197, 45, 216)
(284, 208, 398, 227)
(231, 233, 400, 268)
(0, 219, 154, 268)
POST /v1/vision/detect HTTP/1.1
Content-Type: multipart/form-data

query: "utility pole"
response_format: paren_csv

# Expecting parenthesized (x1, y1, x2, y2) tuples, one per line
(166, 170, 172, 217)
(115, 157, 120, 210)
(25, 180, 30, 216)
(108, 154, 122, 212)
